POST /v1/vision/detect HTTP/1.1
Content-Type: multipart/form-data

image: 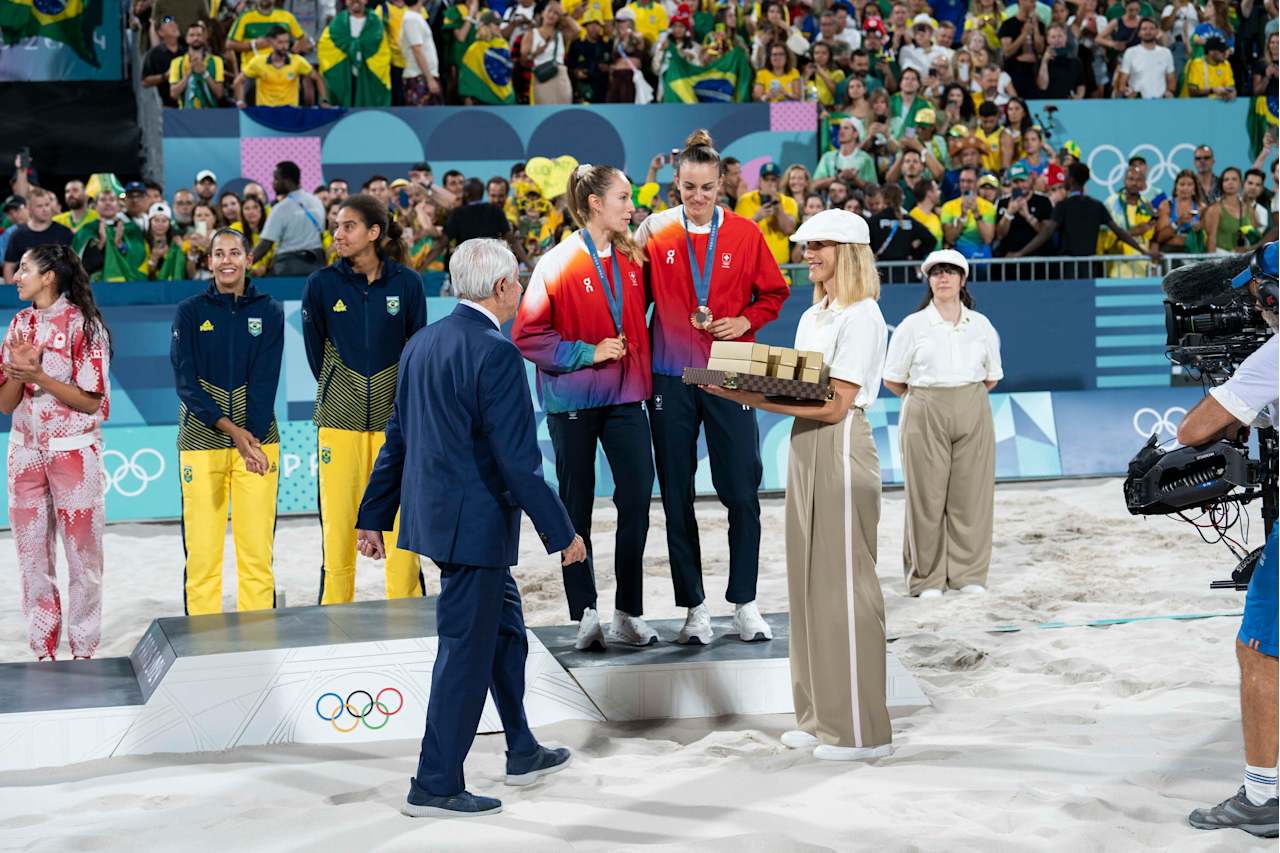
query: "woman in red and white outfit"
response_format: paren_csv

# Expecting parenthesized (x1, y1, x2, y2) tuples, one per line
(0, 244, 112, 661)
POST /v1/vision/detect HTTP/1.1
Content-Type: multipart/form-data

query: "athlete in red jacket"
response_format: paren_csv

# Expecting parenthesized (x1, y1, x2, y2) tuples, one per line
(634, 129, 790, 645)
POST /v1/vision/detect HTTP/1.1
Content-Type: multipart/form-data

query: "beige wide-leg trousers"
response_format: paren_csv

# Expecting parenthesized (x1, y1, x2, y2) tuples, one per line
(785, 408, 891, 749)
(899, 383, 996, 595)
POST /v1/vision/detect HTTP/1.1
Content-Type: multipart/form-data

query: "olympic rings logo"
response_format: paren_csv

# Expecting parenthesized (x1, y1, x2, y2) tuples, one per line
(315, 688, 404, 732)
(1086, 143, 1198, 195)
(1133, 406, 1187, 438)
(101, 448, 166, 498)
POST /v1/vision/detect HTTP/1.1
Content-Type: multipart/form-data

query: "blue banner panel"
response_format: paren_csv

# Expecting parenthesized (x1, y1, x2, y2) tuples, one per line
(1052, 385, 1207, 478)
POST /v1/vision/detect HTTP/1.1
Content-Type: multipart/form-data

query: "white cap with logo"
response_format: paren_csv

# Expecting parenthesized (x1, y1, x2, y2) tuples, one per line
(790, 208, 871, 245)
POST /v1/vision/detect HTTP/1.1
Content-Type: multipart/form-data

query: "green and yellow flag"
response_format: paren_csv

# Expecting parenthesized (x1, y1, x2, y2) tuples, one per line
(318, 10, 391, 106)
(458, 36, 514, 105)
(661, 46, 753, 104)
(0, 0, 101, 66)
(1248, 90, 1278, 159)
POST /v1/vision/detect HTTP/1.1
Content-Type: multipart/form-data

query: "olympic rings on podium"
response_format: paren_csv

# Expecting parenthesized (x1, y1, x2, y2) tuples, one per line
(314, 687, 405, 732)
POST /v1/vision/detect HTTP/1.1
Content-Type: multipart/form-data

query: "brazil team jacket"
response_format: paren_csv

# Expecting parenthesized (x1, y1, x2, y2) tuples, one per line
(301, 257, 427, 432)
(511, 232, 653, 414)
(634, 205, 790, 377)
(170, 282, 284, 450)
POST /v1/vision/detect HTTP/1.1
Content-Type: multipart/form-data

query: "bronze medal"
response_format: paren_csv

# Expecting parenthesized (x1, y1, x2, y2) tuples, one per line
(690, 305, 714, 330)
(618, 332, 628, 354)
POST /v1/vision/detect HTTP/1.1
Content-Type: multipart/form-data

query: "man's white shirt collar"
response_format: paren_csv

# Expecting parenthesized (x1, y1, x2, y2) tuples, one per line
(461, 300, 501, 329)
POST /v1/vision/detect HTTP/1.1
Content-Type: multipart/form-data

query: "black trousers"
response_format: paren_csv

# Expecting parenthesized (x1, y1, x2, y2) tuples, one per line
(545, 401, 654, 621)
(649, 373, 762, 608)
(390, 65, 405, 106)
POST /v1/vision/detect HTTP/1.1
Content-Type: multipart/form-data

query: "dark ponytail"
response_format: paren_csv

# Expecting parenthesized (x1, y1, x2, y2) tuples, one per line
(339, 193, 405, 265)
(26, 244, 112, 356)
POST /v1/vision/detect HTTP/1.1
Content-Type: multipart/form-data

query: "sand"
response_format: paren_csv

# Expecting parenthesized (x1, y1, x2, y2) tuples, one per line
(0, 478, 1271, 851)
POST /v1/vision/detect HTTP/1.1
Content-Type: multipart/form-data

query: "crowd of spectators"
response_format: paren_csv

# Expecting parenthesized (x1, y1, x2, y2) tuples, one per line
(127, 0, 1278, 108)
(1, 128, 1275, 288)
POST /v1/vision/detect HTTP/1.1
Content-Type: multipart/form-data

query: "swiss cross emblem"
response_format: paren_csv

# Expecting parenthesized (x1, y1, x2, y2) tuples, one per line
(721, 252, 732, 269)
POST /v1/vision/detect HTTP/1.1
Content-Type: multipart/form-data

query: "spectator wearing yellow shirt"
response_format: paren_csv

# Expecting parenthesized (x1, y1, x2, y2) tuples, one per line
(940, 167, 997, 259)
(169, 22, 225, 108)
(376, 0, 408, 105)
(734, 162, 799, 266)
(808, 41, 846, 107)
(972, 101, 1003, 175)
(226, 0, 310, 69)
(234, 27, 329, 107)
(1099, 164, 1157, 276)
(909, 178, 944, 251)
(563, 0, 612, 25)
(621, 0, 668, 44)
(754, 43, 802, 102)
(1181, 35, 1236, 100)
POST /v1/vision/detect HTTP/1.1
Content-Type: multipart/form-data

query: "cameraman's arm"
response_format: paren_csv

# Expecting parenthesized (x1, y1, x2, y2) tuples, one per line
(1177, 394, 1244, 446)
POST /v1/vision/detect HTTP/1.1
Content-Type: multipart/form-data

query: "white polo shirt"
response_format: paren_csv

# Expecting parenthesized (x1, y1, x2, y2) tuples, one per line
(1210, 334, 1278, 427)
(794, 295, 887, 410)
(883, 302, 1003, 388)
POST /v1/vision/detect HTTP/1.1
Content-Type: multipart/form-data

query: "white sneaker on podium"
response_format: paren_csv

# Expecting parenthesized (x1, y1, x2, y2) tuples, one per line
(610, 610, 658, 646)
(781, 730, 819, 749)
(918, 589, 944, 600)
(960, 585, 987, 594)
(732, 601, 773, 641)
(674, 604, 713, 645)
(574, 608, 607, 651)
(813, 744, 894, 761)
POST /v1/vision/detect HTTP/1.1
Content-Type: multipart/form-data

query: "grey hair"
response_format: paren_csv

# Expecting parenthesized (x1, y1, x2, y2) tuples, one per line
(449, 238, 518, 301)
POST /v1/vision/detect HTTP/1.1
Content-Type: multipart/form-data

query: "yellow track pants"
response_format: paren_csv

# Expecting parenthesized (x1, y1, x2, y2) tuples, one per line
(317, 427, 423, 604)
(180, 444, 280, 615)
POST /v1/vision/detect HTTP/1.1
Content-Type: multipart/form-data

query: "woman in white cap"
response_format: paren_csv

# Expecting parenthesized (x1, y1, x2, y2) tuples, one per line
(703, 208, 892, 761)
(883, 248, 1001, 598)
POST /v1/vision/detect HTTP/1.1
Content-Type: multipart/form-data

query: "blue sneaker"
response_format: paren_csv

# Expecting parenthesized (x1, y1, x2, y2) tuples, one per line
(401, 779, 502, 818)
(505, 745, 572, 786)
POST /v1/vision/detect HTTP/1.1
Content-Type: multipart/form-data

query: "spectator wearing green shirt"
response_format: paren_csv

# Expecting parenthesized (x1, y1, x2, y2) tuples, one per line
(813, 118, 879, 193)
(940, 166, 997, 260)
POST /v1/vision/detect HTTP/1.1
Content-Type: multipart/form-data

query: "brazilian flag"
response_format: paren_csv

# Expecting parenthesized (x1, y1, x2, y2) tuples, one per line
(318, 10, 391, 106)
(0, 0, 102, 66)
(1248, 90, 1278, 159)
(458, 36, 514, 105)
(661, 46, 753, 104)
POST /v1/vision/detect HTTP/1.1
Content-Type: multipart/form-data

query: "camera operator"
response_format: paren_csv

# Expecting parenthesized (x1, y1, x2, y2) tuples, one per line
(1177, 243, 1278, 839)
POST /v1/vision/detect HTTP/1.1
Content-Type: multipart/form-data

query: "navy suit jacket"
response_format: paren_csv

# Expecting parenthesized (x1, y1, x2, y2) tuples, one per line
(356, 303, 575, 569)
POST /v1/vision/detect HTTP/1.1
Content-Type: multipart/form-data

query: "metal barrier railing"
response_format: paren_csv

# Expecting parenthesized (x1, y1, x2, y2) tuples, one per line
(781, 253, 1230, 286)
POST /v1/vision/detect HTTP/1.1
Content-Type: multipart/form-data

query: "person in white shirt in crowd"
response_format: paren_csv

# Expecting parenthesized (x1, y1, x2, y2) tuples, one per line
(501, 0, 537, 42)
(399, 0, 441, 105)
(898, 14, 952, 79)
(702, 209, 892, 762)
(883, 249, 1002, 598)
(834, 5, 862, 54)
(1160, 0, 1202, 78)
(1114, 16, 1176, 98)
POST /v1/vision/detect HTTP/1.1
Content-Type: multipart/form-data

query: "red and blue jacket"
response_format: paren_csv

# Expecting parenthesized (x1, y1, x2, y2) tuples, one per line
(512, 232, 652, 413)
(634, 205, 789, 377)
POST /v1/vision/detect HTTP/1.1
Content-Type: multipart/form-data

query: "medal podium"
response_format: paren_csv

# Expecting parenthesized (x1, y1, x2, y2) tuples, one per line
(0, 598, 928, 772)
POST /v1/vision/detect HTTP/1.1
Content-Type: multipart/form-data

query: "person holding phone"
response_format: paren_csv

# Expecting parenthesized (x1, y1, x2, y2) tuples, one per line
(512, 164, 655, 650)
(735, 162, 799, 267)
(883, 249, 1001, 598)
(994, 162, 1051, 278)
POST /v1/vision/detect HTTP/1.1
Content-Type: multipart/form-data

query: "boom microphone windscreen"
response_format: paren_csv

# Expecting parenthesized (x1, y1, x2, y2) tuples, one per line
(1162, 253, 1252, 305)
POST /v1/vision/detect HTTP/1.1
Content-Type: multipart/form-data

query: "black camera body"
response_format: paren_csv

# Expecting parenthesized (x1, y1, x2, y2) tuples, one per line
(1164, 293, 1272, 382)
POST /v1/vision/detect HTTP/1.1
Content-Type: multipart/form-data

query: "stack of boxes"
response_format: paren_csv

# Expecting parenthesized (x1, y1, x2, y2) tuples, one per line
(707, 342, 826, 384)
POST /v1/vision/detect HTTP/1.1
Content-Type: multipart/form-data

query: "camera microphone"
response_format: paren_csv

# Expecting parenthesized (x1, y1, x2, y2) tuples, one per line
(1162, 253, 1252, 305)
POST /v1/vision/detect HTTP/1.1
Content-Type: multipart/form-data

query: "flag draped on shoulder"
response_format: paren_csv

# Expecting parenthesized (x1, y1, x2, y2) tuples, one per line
(660, 45, 752, 104)
(1248, 90, 1278, 159)
(458, 36, 514, 105)
(0, 0, 101, 66)
(318, 10, 391, 106)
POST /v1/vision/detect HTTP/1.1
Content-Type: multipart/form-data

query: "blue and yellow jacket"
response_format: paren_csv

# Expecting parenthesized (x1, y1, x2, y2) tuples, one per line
(301, 257, 427, 432)
(170, 282, 285, 451)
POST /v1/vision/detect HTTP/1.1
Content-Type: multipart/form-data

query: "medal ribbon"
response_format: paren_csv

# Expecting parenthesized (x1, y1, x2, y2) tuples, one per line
(682, 206, 719, 310)
(582, 230, 624, 336)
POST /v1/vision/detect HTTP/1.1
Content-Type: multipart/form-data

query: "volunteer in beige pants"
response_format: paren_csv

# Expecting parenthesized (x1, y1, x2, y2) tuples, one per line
(884, 249, 1003, 598)
(702, 209, 893, 760)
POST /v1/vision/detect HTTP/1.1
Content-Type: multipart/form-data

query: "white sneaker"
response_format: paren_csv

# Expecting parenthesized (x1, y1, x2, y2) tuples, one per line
(960, 585, 987, 594)
(918, 589, 944, 600)
(574, 608, 607, 651)
(732, 601, 773, 641)
(609, 610, 658, 646)
(674, 603, 713, 645)
(813, 743, 893, 762)
(780, 730, 819, 749)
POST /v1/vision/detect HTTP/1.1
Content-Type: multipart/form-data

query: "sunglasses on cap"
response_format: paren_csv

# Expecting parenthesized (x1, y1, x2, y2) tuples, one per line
(161, 14, 175, 23)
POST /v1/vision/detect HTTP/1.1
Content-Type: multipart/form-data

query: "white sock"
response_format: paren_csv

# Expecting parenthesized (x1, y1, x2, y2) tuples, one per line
(1244, 764, 1278, 805)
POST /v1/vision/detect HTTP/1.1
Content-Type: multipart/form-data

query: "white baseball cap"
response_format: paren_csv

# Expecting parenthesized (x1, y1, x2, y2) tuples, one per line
(920, 248, 969, 278)
(147, 202, 173, 220)
(790, 209, 870, 245)
(195, 169, 218, 183)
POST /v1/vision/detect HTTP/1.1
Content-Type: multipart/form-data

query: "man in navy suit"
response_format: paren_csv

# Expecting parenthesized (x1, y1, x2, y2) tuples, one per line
(355, 238, 586, 819)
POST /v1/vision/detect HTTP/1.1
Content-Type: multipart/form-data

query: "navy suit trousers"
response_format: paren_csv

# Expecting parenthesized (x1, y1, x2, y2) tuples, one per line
(414, 563, 539, 795)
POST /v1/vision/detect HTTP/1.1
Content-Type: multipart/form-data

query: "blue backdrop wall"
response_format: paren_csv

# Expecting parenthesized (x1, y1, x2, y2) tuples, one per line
(0, 276, 1199, 525)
